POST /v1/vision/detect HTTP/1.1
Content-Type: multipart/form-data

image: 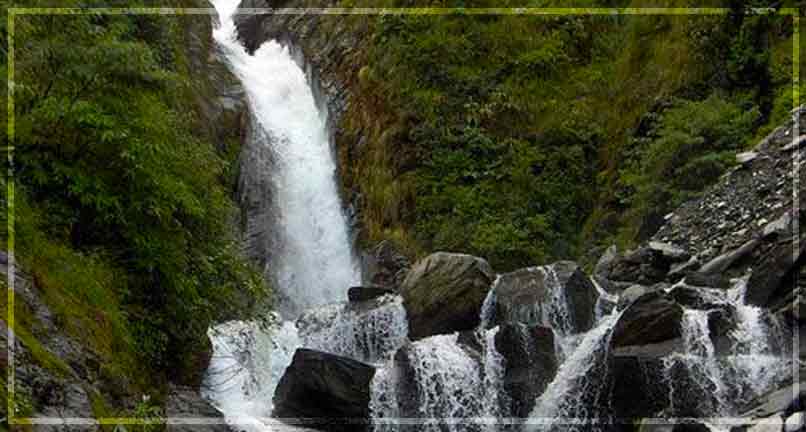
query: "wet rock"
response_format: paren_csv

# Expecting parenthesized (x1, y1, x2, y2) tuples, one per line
(617, 284, 653, 310)
(166, 385, 230, 432)
(348, 286, 396, 303)
(400, 252, 494, 340)
(494, 323, 557, 418)
(747, 416, 785, 432)
(493, 261, 598, 333)
(668, 285, 724, 310)
(612, 290, 683, 347)
(610, 355, 670, 422)
(273, 349, 376, 432)
(737, 151, 759, 164)
(742, 381, 806, 419)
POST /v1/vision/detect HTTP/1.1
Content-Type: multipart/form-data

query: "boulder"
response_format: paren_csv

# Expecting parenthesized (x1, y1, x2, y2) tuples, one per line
(667, 257, 701, 281)
(494, 323, 558, 418)
(612, 290, 683, 348)
(683, 272, 731, 289)
(165, 385, 230, 432)
(273, 349, 376, 432)
(362, 240, 411, 289)
(746, 233, 806, 308)
(610, 355, 670, 422)
(493, 261, 598, 333)
(348, 286, 396, 303)
(400, 252, 494, 340)
(699, 238, 761, 275)
(609, 246, 671, 286)
(648, 241, 691, 262)
(595, 244, 619, 280)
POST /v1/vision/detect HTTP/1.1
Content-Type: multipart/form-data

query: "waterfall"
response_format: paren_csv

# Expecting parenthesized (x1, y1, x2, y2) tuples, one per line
(662, 277, 790, 419)
(204, 1, 367, 429)
(296, 295, 409, 364)
(527, 311, 621, 432)
(212, 0, 360, 316)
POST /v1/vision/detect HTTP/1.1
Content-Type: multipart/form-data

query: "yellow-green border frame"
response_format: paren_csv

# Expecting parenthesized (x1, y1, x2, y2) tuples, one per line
(5, 5, 801, 428)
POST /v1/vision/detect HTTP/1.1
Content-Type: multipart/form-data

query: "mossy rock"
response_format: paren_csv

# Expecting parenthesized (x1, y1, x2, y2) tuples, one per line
(400, 252, 494, 340)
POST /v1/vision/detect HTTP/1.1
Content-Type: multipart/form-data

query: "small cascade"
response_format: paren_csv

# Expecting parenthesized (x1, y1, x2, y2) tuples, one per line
(527, 311, 622, 432)
(404, 334, 485, 431)
(662, 277, 791, 418)
(296, 295, 409, 364)
(369, 364, 401, 432)
(481, 327, 508, 429)
(591, 278, 617, 321)
(204, 318, 300, 429)
(479, 276, 499, 330)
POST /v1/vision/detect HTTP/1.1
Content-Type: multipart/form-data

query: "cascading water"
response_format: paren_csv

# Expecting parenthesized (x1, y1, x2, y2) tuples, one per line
(199, 3, 791, 430)
(527, 311, 621, 432)
(203, 1, 380, 430)
(211, 0, 360, 316)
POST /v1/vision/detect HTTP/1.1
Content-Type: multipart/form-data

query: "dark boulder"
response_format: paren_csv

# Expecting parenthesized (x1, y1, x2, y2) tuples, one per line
(348, 286, 396, 303)
(494, 323, 558, 418)
(610, 355, 670, 422)
(273, 349, 376, 432)
(612, 290, 683, 348)
(609, 247, 671, 286)
(746, 233, 806, 308)
(493, 261, 598, 333)
(683, 272, 731, 289)
(400, 252, 495, 340)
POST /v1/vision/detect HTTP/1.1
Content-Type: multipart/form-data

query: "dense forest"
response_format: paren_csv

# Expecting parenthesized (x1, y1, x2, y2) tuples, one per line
(0, 2, 269, 417)
(331, 0, 804, 271)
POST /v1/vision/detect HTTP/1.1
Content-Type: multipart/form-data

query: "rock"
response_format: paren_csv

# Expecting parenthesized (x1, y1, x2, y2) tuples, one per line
(400, 252, 495, 340)
(273, 349, 376, 432)
(785, 412, 805, 432)
(737, 151, 759, 164)
(648, 241, 690, 262)
(612, 290, 683, 347)
(609, 246, 670, 285)
(780, 288, 806, 323)
(348, 286, 396, 303)
(667, 257, 701, 281)
(618, 284, 653, 309)
(742, 381, 806, 419)
(362, 240, 411, 289)
(763, 211, 794, 239)
(595, 244, 618, 280)
(668, 285, 725, 310)
(493, 261, 598, 333)
(747, 416, 785, 432)
(610, 355, 670, 421)
(746, 234, 806, 307)
(683, 272, 732, 289)
(494, 323, 558, 418)
(165, 385, 230, 432)
(699, 238, 761, 275)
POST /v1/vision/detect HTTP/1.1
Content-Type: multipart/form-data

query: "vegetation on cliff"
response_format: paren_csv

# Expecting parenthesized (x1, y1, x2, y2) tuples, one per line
(0, 0, 267, 409)
(334, 0, 801, 270)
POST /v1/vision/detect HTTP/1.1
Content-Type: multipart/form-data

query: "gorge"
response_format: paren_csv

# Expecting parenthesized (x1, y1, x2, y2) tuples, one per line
(200, 2, 803, 432)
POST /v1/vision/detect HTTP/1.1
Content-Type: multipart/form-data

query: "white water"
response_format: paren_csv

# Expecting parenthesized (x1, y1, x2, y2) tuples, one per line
(296, 295, 408, 364)
(204, 1, 365, 430)
(212, 0, 360, 316)
(663, 278, 790, 419)
(527, 311, 621, 432)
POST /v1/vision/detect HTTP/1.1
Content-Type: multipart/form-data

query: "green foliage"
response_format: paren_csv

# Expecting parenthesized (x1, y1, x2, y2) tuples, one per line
(618, 95, 757, 238)
(2, 7, 267, 390)
(341, 1, 795, 268)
